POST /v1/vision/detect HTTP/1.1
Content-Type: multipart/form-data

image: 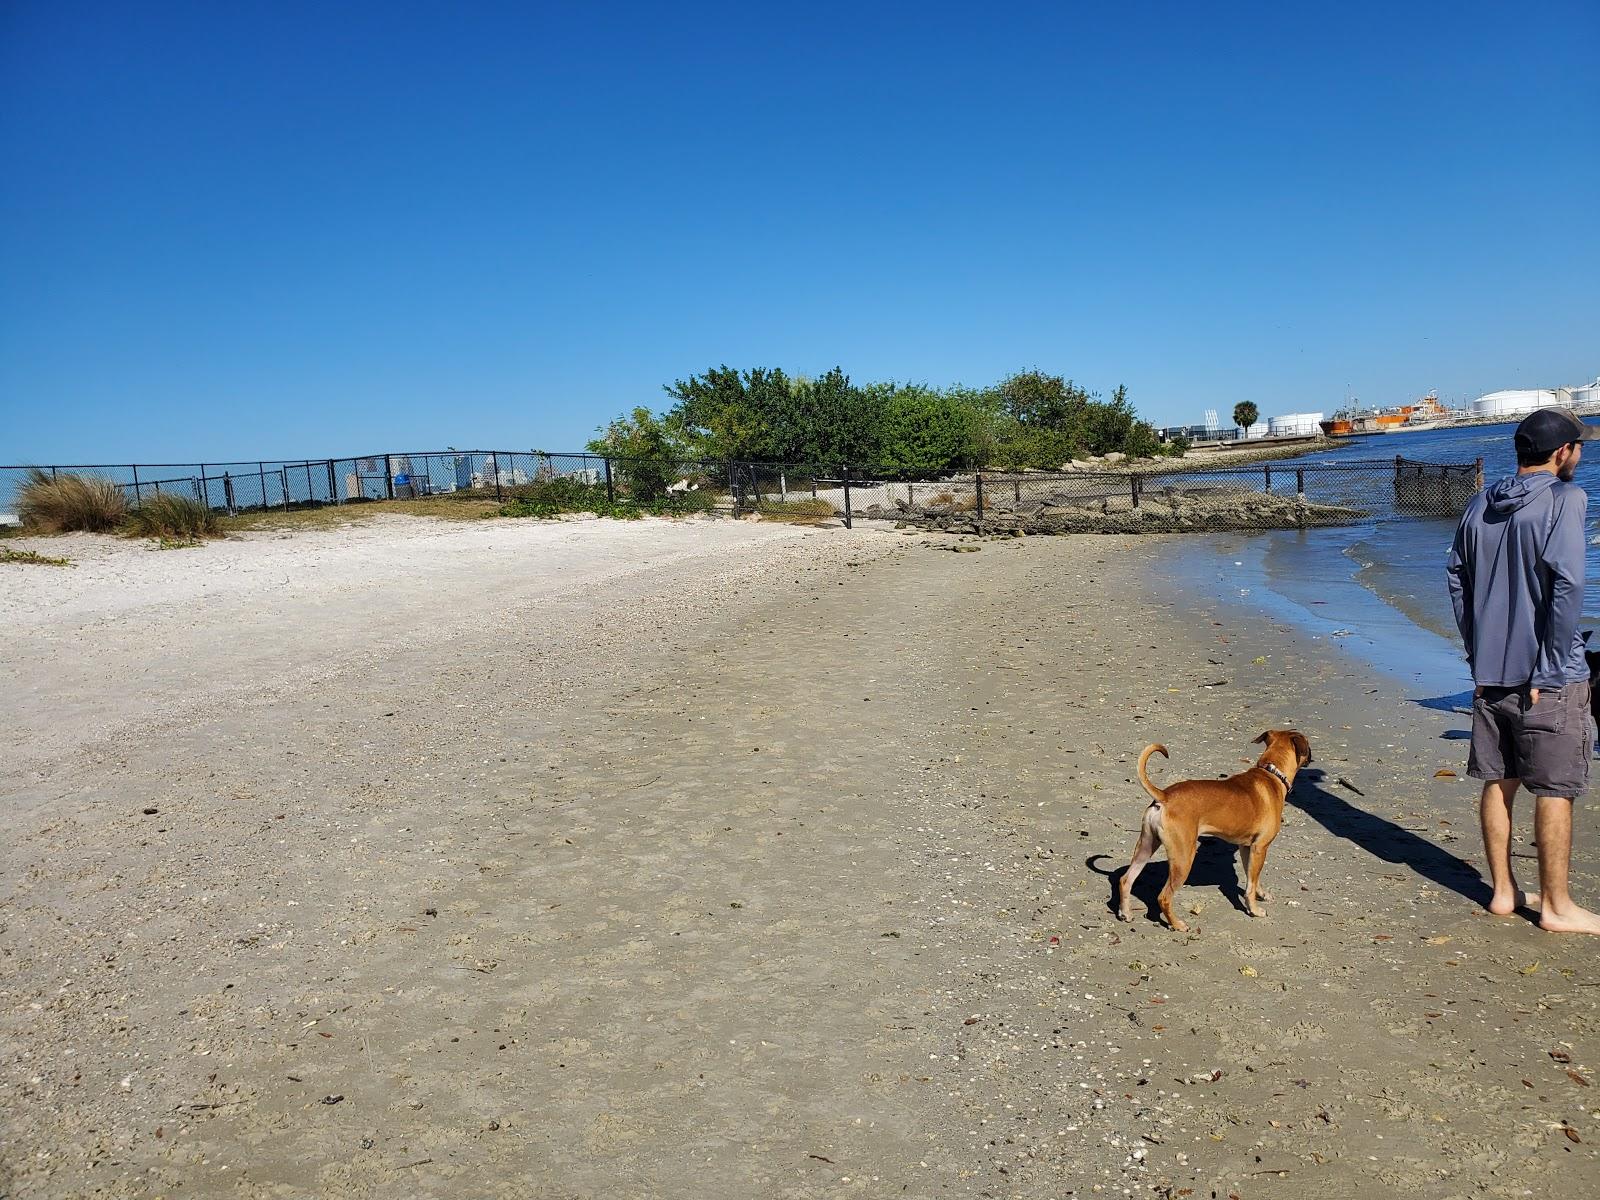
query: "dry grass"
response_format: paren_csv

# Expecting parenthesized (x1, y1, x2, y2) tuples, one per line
(125, 493, 222, 539)
(221, 497, 500, 533)
(17, 469, 128, 532)
(753, 498, 838, 525)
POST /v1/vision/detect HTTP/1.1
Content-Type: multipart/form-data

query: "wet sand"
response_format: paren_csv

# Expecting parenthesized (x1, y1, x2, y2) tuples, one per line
(2, 520, 1596, 1198)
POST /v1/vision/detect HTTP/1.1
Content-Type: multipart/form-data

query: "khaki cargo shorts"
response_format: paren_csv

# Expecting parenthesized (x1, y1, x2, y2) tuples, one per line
(1468, 680, 1593, 799)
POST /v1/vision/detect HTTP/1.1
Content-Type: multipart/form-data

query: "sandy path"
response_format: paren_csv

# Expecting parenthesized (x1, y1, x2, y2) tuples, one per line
(2, 521, 1597, 1198)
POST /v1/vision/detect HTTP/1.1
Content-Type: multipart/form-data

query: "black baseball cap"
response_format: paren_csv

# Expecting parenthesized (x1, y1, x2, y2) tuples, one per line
(1514, 408, 1600, 457)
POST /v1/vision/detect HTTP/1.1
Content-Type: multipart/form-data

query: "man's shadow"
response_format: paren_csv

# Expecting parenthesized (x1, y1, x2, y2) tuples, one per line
(1093, 770, 1490, 922)
(1415, 690, 1474, 740)
(1288, 772, 1490, 907)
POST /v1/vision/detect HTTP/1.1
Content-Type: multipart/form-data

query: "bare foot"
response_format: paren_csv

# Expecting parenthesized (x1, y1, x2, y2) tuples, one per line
(1539, 902, 1600, 935)
(1489, 889, 1541, 916)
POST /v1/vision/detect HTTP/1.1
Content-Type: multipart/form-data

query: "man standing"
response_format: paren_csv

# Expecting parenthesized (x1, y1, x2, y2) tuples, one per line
(1447, 407, 1600, 934)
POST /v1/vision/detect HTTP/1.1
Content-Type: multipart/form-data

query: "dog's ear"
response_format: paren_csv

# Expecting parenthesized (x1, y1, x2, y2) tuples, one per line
(1290, 732, 1312, 765)
(1252, 731, 1271, 746)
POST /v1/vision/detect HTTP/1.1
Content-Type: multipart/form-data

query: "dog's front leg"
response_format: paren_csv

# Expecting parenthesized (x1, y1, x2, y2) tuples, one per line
(1242, 836, 1275, 916)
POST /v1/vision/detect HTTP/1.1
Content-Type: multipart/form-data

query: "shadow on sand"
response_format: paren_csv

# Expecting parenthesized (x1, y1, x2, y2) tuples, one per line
(1091, 840, 1252, 926)
(1093, 771, 1491, 924)
(1289, 772, 1489, 907)
(1414, 691, 1474, 739)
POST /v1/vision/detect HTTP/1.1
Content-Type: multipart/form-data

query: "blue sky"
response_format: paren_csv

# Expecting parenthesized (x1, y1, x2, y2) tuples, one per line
(2, 1, 1596, 462)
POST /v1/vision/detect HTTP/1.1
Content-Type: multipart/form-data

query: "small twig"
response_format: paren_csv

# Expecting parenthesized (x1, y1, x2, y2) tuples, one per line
(1336, 776, 1365, 796)
(401, 1158, 433, 1169)
(629, 775, 662, 790)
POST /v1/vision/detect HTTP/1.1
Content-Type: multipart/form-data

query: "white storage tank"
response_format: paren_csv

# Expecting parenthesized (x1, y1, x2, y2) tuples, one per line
(1571, 379, 1600, 408)
(1471, 389, 1566, 417)
(1267, 412, 1324, 437)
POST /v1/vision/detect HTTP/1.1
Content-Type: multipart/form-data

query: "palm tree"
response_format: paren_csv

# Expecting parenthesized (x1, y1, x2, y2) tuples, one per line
(1232, 402, 1260, 435)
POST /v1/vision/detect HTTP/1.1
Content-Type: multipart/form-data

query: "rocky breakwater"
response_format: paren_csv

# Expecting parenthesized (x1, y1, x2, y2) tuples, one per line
(859, 482, 1367, 534)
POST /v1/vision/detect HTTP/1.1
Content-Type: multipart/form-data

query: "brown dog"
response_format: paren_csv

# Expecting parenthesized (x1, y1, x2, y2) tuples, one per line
(1117, 730, 1312, 931)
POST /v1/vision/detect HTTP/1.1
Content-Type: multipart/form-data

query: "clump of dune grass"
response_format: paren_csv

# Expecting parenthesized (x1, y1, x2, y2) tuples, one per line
(0, 547, 73, 566)
(16, 468, 127, 532)
(124, 492, 222, 540)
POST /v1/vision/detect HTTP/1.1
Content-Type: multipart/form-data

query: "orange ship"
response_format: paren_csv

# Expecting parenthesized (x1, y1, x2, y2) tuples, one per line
(1320, 393, 1451, 438)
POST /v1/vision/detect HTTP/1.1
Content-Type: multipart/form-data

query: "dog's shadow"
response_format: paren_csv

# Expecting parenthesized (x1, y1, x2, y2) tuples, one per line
(1092, 840, 1255, 924)
(1091, 769, 1491, 924)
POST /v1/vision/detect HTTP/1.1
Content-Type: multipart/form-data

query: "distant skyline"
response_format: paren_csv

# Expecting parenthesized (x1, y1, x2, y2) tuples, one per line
(2, 1, 1596, 462)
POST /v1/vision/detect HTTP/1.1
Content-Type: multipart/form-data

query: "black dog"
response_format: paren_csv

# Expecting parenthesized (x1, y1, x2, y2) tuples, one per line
(1584, 631, 1600, 745)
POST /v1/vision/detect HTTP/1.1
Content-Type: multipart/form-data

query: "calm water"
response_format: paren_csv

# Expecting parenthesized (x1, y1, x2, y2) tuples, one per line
(1167, 419, 1600, 694)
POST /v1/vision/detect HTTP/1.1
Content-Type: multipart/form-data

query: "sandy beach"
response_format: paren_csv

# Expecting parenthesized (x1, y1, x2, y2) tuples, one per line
(2, 515, 1597, 1199)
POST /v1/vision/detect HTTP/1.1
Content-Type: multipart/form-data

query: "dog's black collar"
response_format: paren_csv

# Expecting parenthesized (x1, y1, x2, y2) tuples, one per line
(1258, 762, 1292, 791)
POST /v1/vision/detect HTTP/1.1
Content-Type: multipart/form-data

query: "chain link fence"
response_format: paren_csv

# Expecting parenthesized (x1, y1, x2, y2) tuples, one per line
(2, 451, 1481, 534)
(833, 456, 1483, 532)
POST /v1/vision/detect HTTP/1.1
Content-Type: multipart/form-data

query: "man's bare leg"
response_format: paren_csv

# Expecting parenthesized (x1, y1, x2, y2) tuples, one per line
(1536, 794, 1600, 934)
(1481, 779, 1540, 914)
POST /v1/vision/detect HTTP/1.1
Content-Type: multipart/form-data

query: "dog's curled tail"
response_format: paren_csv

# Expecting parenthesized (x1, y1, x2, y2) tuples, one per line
(1137, 743, 1169, 803)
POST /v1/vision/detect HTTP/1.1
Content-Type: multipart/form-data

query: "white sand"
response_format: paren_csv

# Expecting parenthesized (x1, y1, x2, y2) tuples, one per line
(0, 515, 828, 785)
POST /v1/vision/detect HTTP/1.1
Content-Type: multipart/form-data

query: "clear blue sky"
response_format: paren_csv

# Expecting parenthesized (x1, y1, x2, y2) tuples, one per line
(2, 1, 1595, 463)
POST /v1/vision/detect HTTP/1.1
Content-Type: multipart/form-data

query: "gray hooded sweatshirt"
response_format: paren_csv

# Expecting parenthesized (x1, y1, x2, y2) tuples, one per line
(1446, 471, 1589, 690)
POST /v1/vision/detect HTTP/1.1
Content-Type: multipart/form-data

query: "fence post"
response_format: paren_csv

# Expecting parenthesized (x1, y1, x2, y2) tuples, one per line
(842, 466, 853, 529)
(199, 463, 208, 509)
(328, 460, 338, 504)
(384, 456, 395, 500)
(132, 464, 141, 504)
(975, 472, 984, 520)
(259, 462, 267, 509)
(604, 458, 614, 505)
(1296, 467, 1305, 498)
(281, 468, 289, 512)
(494, 454, 503, 502)
(1474, 457, 1484, 490)
(1130, 473, 1140, 508)
(1014, 477, 1021, 503)
(1264, 464, 1272, 494)
(224, 472, 235, 512)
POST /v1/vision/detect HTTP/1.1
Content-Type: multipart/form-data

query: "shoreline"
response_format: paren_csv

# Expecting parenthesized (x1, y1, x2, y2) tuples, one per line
(2, 519, 1594, 1197)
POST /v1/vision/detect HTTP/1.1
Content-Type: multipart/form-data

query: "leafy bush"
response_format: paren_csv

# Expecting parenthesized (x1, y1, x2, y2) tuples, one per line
(125, 492, 222, 539)
(586, 407, 679, 500)
(17, 469, 128, 532)
(497, 477, 713, 521)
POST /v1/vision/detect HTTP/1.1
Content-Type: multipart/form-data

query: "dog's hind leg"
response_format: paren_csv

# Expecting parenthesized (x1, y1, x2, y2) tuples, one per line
(1157, 830, 1197, 932)
(1117, 807, 1162, 922)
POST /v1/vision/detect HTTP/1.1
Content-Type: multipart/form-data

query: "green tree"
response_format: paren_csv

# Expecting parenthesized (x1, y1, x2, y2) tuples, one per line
(1233, 401, 1260, 432)
(587, 406, 679, 499)
(800, 367, 883, 466)
(876, 385, 980, 477)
